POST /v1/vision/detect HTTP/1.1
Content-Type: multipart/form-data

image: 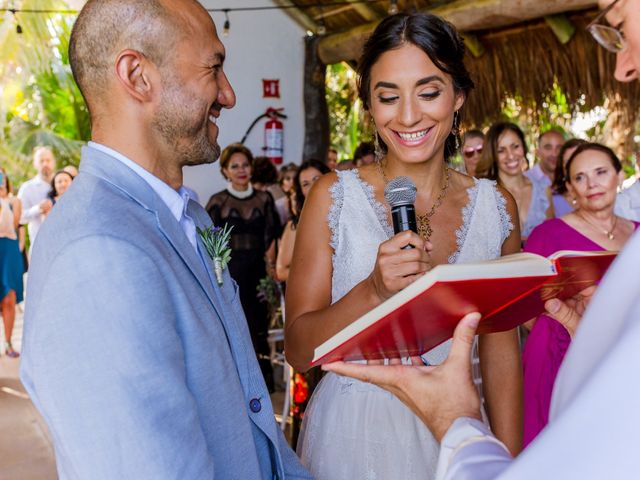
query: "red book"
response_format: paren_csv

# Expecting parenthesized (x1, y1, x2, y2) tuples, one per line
(310, 250, 617, 366)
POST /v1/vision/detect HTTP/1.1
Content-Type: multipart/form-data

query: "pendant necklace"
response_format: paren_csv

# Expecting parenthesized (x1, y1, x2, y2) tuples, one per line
(378, 159, 451, 242)
(577, 211, 618, 241)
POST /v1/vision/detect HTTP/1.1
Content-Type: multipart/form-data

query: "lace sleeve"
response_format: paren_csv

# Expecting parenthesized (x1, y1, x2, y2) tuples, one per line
(327, 174, 344, 251)
(492, 182, 515, 244)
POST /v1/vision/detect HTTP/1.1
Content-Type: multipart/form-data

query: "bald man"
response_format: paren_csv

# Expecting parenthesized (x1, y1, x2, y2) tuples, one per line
(326, 0, 640, 478)
(20, 1, 311, 479)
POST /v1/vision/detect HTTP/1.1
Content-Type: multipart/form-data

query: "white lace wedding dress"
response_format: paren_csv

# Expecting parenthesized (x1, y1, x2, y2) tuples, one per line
(297, 169, 514, 480)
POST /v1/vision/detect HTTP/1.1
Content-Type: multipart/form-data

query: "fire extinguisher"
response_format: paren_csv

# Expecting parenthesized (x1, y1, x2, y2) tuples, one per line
(240, 108, 288, 165)
(264, 107, 284, 165)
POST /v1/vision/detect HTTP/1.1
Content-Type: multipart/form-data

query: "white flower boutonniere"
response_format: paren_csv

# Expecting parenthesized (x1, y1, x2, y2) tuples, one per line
(197, 224, 233, 285)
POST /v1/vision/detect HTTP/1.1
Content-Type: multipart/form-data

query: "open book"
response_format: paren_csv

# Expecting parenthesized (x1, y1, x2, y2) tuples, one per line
(310, 250, 617, 366)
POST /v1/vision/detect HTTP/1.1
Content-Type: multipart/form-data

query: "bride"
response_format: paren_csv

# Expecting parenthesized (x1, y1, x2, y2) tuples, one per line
(285, 13, 523, 479)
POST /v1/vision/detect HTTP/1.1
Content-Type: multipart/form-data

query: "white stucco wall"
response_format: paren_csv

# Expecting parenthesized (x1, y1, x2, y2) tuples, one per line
(184, 1, 307, 205)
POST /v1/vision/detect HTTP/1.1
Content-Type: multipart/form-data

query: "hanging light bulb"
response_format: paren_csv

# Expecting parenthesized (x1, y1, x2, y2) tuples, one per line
(222, 10, 230, 37)
(317, 17, 326, 36)
(388, 0, 399, 15)
(9, 9, 23, 34)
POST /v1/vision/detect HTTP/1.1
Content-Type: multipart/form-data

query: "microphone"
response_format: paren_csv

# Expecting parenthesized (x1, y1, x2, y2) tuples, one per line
(384, 176, 417, 247)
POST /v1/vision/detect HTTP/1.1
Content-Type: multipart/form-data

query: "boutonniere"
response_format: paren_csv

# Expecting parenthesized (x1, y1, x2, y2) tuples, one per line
(197, 224, 233, 286)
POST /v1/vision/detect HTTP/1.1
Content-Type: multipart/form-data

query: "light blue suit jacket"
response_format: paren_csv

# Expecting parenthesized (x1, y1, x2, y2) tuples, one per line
(21, 146, 312, 480)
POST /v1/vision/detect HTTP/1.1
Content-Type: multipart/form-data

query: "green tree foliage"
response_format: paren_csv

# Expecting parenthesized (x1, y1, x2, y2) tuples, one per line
(325, 62, 373, 162)
(0, 1, 88, 186)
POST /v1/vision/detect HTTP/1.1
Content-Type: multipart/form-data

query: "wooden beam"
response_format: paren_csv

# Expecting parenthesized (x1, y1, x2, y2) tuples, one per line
(318, 0, 597, 64)
(271, 0, 318, 33)
(345, 0, 379, 22)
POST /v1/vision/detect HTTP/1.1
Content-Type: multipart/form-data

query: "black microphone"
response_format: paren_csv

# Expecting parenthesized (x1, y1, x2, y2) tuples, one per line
(384, 176, 417, 248)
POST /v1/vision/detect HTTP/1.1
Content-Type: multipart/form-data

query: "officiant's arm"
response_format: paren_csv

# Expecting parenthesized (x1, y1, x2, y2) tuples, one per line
(284, 173, 432, 371)
(478, 186, 523, 456)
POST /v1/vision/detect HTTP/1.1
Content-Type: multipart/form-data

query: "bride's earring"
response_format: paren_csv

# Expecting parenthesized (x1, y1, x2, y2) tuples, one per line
(374, 134, 384, 162)
(451, 110, 461, 151)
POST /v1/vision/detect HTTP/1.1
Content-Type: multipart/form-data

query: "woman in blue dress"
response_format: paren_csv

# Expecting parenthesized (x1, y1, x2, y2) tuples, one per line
(0, 168, 24, 358)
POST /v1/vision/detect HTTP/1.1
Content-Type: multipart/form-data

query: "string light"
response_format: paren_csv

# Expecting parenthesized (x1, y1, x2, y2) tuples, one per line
(222, 9, 230, 37)
(388, 0, 399, 15)
(9, 9, 23, 34)
(0, 1, 387, 15)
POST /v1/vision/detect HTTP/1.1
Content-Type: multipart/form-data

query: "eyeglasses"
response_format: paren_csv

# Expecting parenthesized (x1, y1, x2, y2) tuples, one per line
(587, 0, 626, 53)
(462, 145, 483, 159)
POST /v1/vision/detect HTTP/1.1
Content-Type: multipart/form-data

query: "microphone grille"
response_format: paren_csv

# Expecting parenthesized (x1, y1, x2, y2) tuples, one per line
(384, 176, 417, 207)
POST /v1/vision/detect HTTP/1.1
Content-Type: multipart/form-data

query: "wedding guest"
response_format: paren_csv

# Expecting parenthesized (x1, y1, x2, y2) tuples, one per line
(276, 163, 298, 225)
(323, 0, 640, 478)
(325, 147, 338, 170)
(615, 148, 640, 221)
(18, 146, 55, 251)
(335, 159, 355, 171)
(62, 165, 78, 177)
(353, 141, 376, 167)
(0, 167, 23, 358)
(526, 129, 565, 187)
(252, 155, 283, 200)
(461, 129, 484, 177)
(286, 13, 522, 480)
(276, 160, 329, 283)
(46, 170, 74, 208)
(550, 138, 587, 217)
(476, 122, 553, 241)
(206, 144, 282, 391)
(522, 142, 637, 445)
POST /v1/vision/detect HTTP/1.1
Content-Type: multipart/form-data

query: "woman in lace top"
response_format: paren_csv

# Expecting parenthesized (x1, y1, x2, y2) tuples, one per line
(476, 122, 553, 241)
(206, 143, 281, 391)
(285, 13, 523, 480)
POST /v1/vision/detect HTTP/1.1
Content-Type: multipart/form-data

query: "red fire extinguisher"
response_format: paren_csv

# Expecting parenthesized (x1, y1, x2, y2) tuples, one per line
(264, 107, 284, 165)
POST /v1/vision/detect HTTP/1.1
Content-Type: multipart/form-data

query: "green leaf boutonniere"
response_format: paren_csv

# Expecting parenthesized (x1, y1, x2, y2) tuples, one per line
(197, 224, 233, 286)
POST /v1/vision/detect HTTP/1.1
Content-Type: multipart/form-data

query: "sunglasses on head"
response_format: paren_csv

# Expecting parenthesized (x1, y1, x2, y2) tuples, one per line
(462, 146, 483, 159)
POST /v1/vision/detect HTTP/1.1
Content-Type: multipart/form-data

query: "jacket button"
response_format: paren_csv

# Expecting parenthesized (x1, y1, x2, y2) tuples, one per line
(249, 398, 262, 413)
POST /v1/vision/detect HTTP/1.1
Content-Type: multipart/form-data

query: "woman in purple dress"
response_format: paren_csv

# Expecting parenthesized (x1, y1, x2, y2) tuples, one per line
(523, 142, 638, 446)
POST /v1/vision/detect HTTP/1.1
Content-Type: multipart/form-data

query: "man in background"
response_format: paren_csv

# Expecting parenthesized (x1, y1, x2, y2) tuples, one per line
(525, 129, 565, 186)
(18, 146, 55, 252)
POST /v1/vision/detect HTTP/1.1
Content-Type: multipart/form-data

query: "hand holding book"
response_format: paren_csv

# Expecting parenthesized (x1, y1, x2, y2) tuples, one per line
(544, 285, 597, 338)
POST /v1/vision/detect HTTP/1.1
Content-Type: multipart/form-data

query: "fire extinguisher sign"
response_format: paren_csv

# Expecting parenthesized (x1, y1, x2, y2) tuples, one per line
(262, 79, 280, 98)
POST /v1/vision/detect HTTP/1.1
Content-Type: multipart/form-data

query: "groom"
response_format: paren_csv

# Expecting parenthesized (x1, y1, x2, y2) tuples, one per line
(20, 1, 311, 478)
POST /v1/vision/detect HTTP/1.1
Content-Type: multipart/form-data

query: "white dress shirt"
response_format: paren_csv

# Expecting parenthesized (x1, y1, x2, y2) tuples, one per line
(615, 181, 640, 222)
(17, 175, 51, 244)
(88, 142, 198, 252)
(436, 229, 640, 479)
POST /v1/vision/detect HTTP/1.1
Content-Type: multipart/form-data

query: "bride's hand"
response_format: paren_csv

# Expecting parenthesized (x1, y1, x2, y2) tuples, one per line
(367, 230, 432, 301)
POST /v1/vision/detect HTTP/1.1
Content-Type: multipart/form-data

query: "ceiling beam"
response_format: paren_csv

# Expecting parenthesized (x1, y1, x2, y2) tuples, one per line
(345, 0, 380, 22)
(271, 0, 318, 33)
(318, 0, 597, 64)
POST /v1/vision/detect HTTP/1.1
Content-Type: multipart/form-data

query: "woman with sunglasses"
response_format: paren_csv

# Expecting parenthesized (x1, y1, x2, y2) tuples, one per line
(461, 129, 484, 177)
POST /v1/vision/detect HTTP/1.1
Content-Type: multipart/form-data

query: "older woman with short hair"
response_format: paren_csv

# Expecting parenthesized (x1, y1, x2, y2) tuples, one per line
(522, 142, 638, 447)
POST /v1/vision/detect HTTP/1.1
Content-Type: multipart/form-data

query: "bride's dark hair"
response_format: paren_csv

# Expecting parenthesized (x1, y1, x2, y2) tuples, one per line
(357, 13, 474, 162)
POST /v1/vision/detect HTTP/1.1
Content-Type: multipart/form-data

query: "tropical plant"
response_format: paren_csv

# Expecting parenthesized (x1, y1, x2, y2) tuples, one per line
(0, 0, 88, 186)
(325, 62, 374, 161)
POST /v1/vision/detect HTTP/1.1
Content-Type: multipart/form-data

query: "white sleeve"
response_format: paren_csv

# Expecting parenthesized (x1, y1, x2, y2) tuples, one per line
(17, 184, 42, 224)
(436, 417, 512, 480)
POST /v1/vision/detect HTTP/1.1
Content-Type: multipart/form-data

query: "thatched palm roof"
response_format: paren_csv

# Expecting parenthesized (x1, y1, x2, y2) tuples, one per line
(281, 0, 639, 155)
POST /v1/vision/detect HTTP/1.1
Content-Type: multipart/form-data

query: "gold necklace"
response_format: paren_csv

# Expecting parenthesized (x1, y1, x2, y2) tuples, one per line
(576, 211, 618, 240)
(378, 160, 451, 241)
